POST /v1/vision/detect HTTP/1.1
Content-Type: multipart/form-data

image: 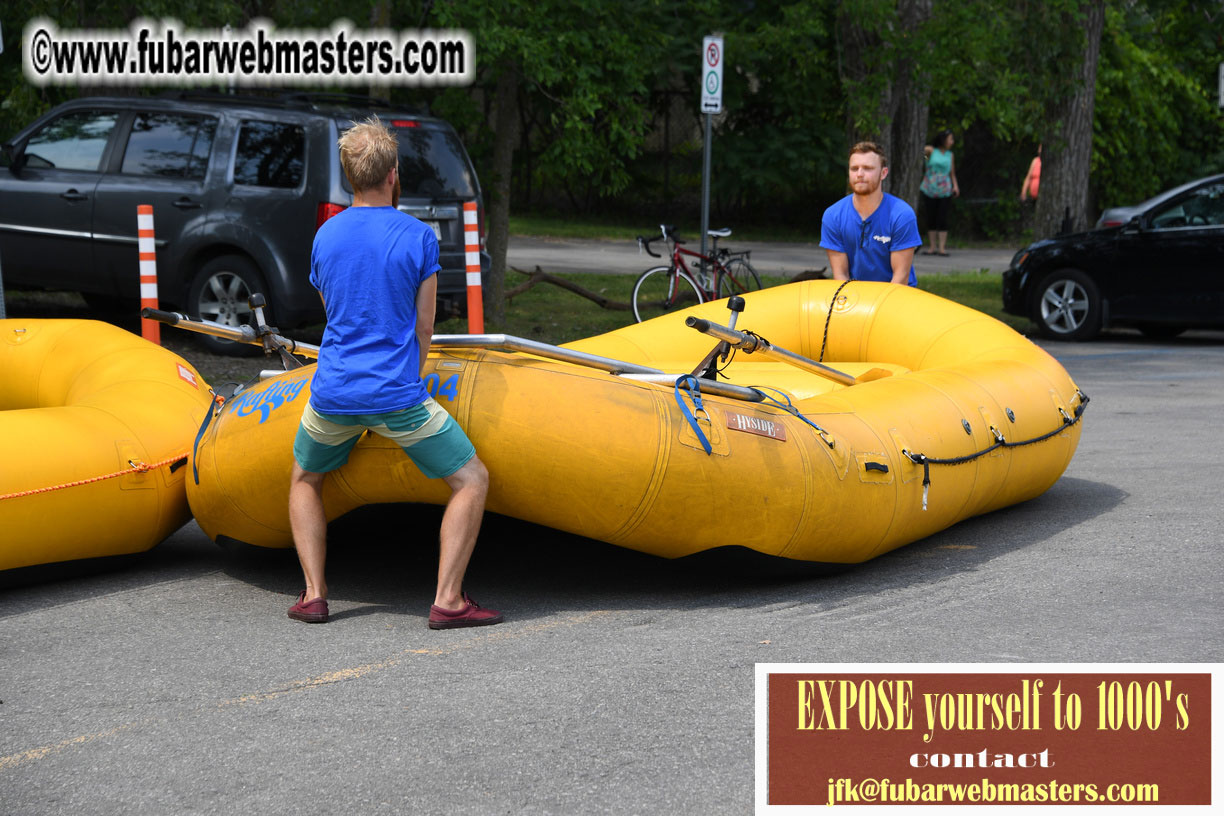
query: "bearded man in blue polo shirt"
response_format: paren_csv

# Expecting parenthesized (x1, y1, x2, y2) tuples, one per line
(820, 141, 922, 286)
(285, 117, 501, 630)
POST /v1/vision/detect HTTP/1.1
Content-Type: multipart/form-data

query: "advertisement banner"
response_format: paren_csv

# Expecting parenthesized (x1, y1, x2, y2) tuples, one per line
(756, 663, 1218, 810)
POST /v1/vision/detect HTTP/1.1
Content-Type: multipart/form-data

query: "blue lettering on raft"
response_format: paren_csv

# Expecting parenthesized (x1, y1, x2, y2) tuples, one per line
(230, 379, 308, 423)
(228, 374, 458, 423)
(424, 373, 459, 401)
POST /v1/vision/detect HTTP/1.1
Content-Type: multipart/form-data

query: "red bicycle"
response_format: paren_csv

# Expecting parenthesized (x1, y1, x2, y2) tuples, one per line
(632, 224, 763, 322)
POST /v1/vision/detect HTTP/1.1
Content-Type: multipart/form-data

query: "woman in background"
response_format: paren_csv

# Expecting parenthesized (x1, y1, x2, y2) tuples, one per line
(920, 130, 959, 256)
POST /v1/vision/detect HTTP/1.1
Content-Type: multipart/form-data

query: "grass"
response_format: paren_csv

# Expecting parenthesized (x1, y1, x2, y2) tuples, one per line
(437, 268, 1033, 346)
(438, 272, 642, 342)
(919, 269, 1031, 333)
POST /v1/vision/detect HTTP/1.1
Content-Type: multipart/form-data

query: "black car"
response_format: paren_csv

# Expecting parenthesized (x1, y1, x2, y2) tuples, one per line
(1003, 174, 1224, 340)
(0, 92, 489, 351)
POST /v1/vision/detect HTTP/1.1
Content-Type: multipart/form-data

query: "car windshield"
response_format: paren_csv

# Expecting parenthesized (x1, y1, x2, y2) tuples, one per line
(337, 121, 476, 199)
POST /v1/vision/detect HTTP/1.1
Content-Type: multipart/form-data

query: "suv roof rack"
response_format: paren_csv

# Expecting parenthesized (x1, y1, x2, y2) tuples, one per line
(156, 89, 428, 115)
(295, 92, 430, 116)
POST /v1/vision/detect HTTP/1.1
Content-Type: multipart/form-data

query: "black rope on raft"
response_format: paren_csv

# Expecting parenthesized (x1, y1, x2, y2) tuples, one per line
(904, 391, 1090, 511)
(819, 279, 853, 363)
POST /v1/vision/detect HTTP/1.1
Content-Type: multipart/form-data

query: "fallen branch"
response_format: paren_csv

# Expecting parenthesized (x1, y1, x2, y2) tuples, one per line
(788, 267, 829, 282)
(502, 265, 825, 312)
(508, 266, 632, 311)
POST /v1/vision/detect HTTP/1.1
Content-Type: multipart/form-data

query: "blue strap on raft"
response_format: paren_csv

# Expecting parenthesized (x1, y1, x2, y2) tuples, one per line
(751, 386, 835, 448)
(673, 375, 713, 455)
(192, 393, 223, 485)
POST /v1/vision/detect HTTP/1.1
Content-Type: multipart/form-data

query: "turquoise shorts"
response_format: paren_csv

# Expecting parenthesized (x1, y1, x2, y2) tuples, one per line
(293, 398, 475, 478)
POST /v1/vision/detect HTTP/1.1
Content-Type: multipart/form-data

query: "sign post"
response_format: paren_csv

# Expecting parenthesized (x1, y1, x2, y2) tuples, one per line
(700, 35, 723, 281)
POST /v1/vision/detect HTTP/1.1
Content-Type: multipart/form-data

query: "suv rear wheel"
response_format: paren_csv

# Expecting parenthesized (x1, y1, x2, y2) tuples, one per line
(188, 254, 267, 354)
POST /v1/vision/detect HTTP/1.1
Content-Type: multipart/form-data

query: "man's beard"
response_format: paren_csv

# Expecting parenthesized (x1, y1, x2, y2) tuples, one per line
(852, 178, 880, 196)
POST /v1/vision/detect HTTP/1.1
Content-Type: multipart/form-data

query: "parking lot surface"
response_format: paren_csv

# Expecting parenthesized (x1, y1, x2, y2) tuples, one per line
(2, 309, 1221, 813)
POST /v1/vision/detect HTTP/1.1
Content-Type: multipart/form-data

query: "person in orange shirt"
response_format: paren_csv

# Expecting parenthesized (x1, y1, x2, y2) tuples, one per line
(1020, 144, 1041, 202)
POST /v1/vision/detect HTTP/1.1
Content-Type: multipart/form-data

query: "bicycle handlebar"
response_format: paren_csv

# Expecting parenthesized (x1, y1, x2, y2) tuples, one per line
(638, 223, 739, 258)
(636, 234, 662, 258)
(636, 224, 687, 258)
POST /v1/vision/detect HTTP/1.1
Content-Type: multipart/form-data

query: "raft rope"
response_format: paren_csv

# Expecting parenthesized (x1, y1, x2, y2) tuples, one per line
(903, 390, 1090, 511)
(818, 280, 853, 363)
(673, 375, 713, 454)
(0, 452, 190, 501)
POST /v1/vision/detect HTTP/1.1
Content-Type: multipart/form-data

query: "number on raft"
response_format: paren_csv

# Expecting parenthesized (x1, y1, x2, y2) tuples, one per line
(424, 373, 459, 401)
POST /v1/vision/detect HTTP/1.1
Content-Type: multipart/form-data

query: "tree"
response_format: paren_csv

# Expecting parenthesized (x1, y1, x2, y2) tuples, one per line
(1035, 0, 1105, 238)
(431, 0, 670, 326)
(834, 0, 934, 210)
(1093, 0, 1224, 208)
(709, 1, 843, 219)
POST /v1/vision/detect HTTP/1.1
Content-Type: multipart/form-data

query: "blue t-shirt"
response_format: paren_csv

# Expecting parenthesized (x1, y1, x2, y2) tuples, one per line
(820, 193, 921, 285)
(308, 206, 441, 414)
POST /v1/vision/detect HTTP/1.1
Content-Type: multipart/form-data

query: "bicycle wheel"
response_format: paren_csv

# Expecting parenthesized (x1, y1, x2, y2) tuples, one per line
(717, 257, 763, 299)
(632, 266, 704, 323)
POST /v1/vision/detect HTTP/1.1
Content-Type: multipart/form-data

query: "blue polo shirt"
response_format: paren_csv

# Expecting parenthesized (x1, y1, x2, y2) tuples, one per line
(820, 193, 921, 285)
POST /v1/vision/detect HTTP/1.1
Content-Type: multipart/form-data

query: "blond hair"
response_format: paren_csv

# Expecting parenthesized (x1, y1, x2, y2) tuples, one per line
(337, 116, 399, 192)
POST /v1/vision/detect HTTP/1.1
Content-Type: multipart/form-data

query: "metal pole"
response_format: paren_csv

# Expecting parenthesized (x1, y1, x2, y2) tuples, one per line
(699, 111, 712, 284)
(685, 316, 859, 387)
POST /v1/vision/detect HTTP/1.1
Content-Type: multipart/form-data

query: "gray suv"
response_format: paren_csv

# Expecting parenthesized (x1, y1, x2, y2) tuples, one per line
(0, 92, 489, 350)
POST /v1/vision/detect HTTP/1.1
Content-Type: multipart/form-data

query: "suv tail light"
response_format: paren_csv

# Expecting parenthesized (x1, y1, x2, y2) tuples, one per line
(316, 202, 346, 231)
(391, 119, 419, 128)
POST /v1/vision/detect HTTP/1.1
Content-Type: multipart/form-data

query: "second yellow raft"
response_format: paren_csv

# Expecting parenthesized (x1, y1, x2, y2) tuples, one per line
(1, 320, 215, 572)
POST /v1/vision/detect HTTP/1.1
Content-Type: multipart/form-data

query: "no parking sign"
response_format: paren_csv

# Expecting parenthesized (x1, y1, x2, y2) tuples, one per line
(702, 35, 723, 114)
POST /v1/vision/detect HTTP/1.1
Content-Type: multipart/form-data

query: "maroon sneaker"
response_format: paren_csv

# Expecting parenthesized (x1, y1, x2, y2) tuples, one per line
(288, 591, 329, 623)
(428, 592, 504, 630)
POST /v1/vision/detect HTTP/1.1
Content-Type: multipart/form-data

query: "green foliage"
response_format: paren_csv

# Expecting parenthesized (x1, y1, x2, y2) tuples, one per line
(431, 0, 671, 205)
(711, 1, 844, 213)
(1092, 0, 1224, 207)
(3, 0, 1222, 235)
(1, 0, 249, 142)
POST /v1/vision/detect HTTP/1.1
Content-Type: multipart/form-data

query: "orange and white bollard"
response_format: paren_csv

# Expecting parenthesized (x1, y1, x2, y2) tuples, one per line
(137, 204, 160, 344)
(463, 201, 484, 334)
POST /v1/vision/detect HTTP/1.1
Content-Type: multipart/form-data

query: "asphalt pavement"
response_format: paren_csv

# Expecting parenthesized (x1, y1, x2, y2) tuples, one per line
(507, 236, 1014, 278)
(2, 326, 1222, 814)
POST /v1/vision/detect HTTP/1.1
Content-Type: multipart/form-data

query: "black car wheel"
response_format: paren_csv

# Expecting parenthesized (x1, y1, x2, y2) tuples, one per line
(187, 254, 267, 355)
(1034, 269, 1102, 341)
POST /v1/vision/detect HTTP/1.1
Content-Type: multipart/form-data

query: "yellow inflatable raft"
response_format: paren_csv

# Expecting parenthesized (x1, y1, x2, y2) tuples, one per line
(0, 320, 215, 572)
(185, 281, 1086, 564)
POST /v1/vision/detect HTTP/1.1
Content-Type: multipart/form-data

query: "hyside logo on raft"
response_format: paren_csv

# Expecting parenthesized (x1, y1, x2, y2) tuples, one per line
(229, 378, 308, 423)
